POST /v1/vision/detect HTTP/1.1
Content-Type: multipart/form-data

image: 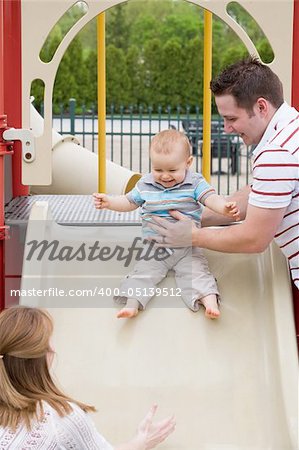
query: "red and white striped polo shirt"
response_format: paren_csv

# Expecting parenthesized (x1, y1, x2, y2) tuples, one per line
(249, 102, 299, 288)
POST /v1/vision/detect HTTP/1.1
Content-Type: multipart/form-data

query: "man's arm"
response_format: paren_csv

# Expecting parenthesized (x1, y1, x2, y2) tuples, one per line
(193, 204, 287, 253)
(147, 203, 286, 252)
(202, 185, 250, 227)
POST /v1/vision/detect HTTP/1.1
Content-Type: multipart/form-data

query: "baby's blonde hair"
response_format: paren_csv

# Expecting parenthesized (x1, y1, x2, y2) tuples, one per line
(150, 129, 191, 157)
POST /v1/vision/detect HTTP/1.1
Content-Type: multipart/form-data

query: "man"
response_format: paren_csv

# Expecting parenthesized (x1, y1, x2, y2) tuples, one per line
(149, 57, 299, 294)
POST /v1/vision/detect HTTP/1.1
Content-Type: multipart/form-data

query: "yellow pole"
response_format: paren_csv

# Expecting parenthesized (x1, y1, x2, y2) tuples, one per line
(202, 9, 212, 182)
(97, 13, 106, 192)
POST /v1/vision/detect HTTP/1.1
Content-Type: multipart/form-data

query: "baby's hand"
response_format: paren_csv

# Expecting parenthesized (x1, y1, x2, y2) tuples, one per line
(224, 201, 241, 221)
(93, 192, 110, 210)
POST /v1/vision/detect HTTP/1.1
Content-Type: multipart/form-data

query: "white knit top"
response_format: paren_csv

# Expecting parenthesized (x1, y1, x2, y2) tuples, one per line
(0, 402, 113, 449)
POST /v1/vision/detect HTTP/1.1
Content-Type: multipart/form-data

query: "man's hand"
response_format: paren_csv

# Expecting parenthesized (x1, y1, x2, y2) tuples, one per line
(93, 192, 111, 210)
(224, 201, 241, 221)
(147, 211, 195, 248)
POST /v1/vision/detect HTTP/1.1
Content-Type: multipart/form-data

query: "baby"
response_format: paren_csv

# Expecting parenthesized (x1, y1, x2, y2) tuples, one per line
(93, 129, 240, 319)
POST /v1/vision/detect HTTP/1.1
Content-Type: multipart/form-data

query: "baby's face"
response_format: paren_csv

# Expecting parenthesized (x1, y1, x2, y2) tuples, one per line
(151, 145, 192, 188)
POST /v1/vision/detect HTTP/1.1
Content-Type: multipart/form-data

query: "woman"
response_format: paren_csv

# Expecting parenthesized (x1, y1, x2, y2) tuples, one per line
(0, 306, 175, 449)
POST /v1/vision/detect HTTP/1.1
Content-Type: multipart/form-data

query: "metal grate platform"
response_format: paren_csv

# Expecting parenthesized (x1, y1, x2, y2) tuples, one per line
(5, 195, 141, 226)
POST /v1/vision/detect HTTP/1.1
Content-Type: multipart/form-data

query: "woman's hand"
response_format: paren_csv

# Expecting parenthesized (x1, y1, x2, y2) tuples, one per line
(147, 211, 195, 248)
(116, 405, 175, 450)
(134, 405, 175, 449)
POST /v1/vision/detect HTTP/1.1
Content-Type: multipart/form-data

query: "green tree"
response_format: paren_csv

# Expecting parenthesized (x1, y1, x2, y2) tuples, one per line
(85, 49, 97, 107)
(129, 14, 160, 50)
(257, 38, 274, 64)
(106, 4, 130, 50)
(126, 0, 177, 28)
(181, 37, 203, 109)
(80, 18, 97, 55)
(68, 37, 89, 106)
(227, 2, 274, 62)
(43, 0, 274, 112)
(220, 44, 248, 70)
(125, 45, 144, 106)
(39, 25, 62, 63)
(106, 44, 130, 108)
(160, 13, 202, 45)
(142, 38, 164, 106)
(159, 38, 185, 108)
(227, 2, 267, 43)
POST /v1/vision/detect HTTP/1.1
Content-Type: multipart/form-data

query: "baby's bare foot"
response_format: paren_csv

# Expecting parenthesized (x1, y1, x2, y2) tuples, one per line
(205, 306, 220, 319)
(117, 307, 139, 319)
(200, 295, 220, 319)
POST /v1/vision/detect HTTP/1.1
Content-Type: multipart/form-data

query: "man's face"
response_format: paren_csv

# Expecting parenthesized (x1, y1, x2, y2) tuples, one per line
(215, 94, 267, 146)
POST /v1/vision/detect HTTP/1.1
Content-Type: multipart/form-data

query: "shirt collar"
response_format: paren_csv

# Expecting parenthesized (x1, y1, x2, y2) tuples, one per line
(143, 169, 193, 190)
(253, 102, 295, 155)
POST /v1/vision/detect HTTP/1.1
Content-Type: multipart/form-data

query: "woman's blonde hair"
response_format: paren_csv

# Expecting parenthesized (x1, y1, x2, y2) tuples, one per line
(0, 306, 95, 431)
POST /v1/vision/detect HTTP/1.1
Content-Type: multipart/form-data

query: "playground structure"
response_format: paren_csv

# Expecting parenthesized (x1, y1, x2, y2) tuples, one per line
(29, 103, 141, 195)
(0, 0, 298, 448)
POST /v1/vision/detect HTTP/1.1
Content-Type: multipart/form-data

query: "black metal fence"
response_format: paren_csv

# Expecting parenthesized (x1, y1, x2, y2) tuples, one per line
(52, 99, 252, 194)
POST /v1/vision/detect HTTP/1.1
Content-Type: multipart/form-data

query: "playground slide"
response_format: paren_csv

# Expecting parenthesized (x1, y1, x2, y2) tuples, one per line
(29, 104, 141, 195)
(19, 202, 298, 449)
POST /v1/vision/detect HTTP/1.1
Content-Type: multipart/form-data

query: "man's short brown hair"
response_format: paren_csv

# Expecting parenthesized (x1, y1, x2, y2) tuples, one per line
(210, 56, 284, 112)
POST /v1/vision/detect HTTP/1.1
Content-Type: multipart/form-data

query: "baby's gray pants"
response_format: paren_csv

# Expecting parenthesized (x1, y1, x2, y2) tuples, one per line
(114, 246, 220, 311)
